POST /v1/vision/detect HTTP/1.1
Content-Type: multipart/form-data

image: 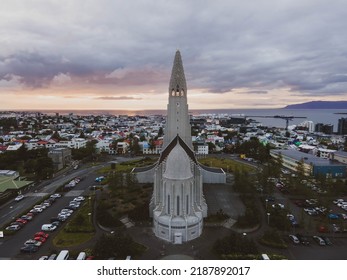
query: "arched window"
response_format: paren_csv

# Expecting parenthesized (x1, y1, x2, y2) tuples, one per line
(168, 195, 170, 214)
(177, 196, 180, 216)
(171, 89, 175, 96)
(186, 195, 189, 214)
(180, 89, 184, 96)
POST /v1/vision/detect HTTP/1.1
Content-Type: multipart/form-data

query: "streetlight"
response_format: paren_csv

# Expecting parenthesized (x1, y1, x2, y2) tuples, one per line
(265, 199, 268, 209)
(267, 212, 270, 225)
(88, 212, 92, 223)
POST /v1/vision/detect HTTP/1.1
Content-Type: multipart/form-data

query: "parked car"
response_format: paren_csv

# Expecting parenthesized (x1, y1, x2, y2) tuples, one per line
(339, 213, 347, 220)
(5, 224, 21, 231)
(48, 254, 57, 260)
(50, 193, 62, 199)
(321, 236, 332, 245)
(67, 204, 79, 210)
(15, 218, 28, 225)
(318, 225, 330, 233)
(21, 215, 33, 221)
(73, 196, 85, 202)
(34, 236, 47, 243)
(30, 208, 43, 213)
(14, 195, 25, 202)
(333, 199, 344, 204)
(20, 245, 38, 253)
(296, 234, 310, 245)
(41, 224, 57, 231)
(332, 224, 341, 233)
(313, 235, 326, 246)
(34, 232, 49, 239)
(51, 221, 60, 227)
(289, 235, 300, 244)
(272, 203, 285, 209)
(24, 239, 42, 247)
(328, 213, 339, 220)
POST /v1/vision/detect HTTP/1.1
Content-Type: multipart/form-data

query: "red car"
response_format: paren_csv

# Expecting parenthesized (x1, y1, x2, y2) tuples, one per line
(15, 218, 28, 224)
(34, 232, 49, 239)
(34, 236, 47, 243)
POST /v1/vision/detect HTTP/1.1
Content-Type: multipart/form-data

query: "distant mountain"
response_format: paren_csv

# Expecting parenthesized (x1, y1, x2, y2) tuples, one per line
(284, 101, 347, 109)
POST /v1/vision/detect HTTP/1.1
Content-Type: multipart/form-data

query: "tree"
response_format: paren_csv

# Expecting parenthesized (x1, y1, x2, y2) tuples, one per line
(92, 232, 144, 259)
(158, 127, 164, 137)
(129, 138, 141, 155)
(207, 142, 216, 153)
(149, 139, 156, 152)
(51, 130, 60, 140)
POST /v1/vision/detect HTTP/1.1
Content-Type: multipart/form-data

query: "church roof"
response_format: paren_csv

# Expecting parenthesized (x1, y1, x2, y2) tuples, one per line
(163, 143, 193, 180)
(158, 135, 197, 165)
(169, 50, 187, 93)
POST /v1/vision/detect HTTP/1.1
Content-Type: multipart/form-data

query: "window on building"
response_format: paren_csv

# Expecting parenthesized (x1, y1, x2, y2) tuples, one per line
(186, 195, 189, 213)
(177, 196, 180, 216)
(168, 195, 170, 214)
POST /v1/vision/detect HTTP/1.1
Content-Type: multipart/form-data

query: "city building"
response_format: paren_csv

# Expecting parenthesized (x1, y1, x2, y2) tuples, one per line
(330, 150, 347, 164)
(270, 149, 346, 178)
(48, 148, 72, 171)
(338, 118, 347, 135)
(315, 123, 334, 134)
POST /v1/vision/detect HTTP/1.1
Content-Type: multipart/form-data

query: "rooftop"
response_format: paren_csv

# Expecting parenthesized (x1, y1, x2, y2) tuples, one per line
(272, 149, 346, 166)
(0, 176, 33, 193)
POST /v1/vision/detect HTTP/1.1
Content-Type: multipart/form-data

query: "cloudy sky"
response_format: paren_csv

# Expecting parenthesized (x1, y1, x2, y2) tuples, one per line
(1, 0, 347, 111)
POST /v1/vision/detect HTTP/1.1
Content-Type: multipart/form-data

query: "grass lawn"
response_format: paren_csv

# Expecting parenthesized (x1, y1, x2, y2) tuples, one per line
(98, 157, 158, 174)
(198, 156, 256, 173)
(53, 232, 95, 247)
(53, 197, 95, 248)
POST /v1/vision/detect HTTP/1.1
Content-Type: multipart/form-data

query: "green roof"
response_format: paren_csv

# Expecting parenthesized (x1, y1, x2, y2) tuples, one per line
(0, 176, 33, 193)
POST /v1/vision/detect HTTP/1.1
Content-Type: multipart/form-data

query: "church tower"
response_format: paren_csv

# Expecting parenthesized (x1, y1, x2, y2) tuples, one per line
(149, 50, 207, 244)
(163, 50, 192, 149)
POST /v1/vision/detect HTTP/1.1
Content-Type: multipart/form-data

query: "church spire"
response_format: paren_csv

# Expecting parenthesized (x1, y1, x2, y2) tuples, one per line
(164, 50, 192, 149)
(169, 50, 187, 97)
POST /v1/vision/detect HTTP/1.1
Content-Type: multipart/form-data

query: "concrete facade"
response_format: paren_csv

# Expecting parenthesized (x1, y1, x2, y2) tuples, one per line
(48, 148, 72, 171)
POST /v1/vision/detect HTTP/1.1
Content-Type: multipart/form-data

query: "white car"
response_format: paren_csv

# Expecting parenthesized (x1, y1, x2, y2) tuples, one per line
(339, 213, 347, 220)
(24, 239, 42, 247)
(289, 235, 300, 244)
(333, 199, 344, 204)
(30, 207, 43, 213)
(5, 224, 21, 231)
(272, 203, 285, 209)
(50, 193, 62, 199)
(14, 195, 25, 202)
(73, 196, 85, 202)
(34, 204, 46, 210)
(313, 236, 326, 246)
(61, 209, 73, 214)
(59, 212, 71, 217)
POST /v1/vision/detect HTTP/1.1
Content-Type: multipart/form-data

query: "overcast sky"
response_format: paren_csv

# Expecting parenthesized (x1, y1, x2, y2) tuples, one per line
(1, 0, 347, 111)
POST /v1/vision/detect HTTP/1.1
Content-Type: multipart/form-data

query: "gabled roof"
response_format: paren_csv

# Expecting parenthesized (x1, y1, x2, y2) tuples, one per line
(158, 135, 197, 165)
